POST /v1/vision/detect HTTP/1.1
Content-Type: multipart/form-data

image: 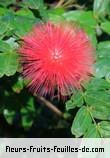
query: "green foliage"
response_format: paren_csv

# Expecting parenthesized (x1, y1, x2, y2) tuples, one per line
(0, 0, 110, 137)
(3, 109, 16, 125)
(0, 0, 16, 7)
(101, 22, 110, 34)
(71, 106, 92, 137)
(93, 0, 110, 20)
(20, 97, 36, 129)
(63, 10, 97, 46)
(48, 8, 65, 22)
(95, 41, 110, 78)
(0, 39, 19, 77)
(98, 121, 110, 137)
(63, 0, 110, 137)
(23, 0, 48, 21)
(85, 90, 110, 120)
(84, 124, 100, 138)
(0, 52, 18, 77)
(67, 76, 110, 137)
(66, 91, 83, 110)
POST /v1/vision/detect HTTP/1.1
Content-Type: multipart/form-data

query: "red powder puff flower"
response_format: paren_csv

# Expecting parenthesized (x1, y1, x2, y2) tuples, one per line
(19, 22, 95, 97)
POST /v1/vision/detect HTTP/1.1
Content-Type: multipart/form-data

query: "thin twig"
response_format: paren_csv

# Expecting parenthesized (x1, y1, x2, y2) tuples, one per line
(34, 94, 64, 118)
(55, 0, 65, 8)
(62, 0, 75, 7)
(55, 0, 76, 8)
(63, 4, 85, 9)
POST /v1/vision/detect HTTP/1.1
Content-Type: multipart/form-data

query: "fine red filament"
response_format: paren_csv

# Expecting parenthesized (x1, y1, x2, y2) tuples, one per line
(19, 22, 95, 97)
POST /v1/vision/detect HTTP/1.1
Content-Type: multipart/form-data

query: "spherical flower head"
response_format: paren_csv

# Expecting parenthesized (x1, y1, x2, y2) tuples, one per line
(19, 22, 95, 98)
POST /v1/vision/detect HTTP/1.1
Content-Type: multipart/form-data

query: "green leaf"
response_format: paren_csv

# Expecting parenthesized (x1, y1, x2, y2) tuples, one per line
(23, 0, 48, 21)
(0, 7, 8, 15)
(0, 0, 16, 7)
(0, 52, 19, 77)
(12, 77, 24, 93)
(0, 12, 15, 29)
(27, 97, 35, 112)
(0, 11, 38, 37)
(98, 121, 110, 137)
(48, 13, 64, 22)
(63, 11, 97, 28)
(0, 40, 12, 52)
(0, 12, 16, 38)
(85, 90, 110, 107)
(97, 41, 110, 59)
(20, 99, 35, 129)
(98, 41, 110, 50)
(22, 116, 33, 129)
(11, 15, 38, 37)
(95, 59, 110, 78)
(66, 91, 84, 110)
(15, 9, 35, 18)
(84, 26, 97, 47)
(5, 37, 19, 49)
(71, 106, 92, 137)
(48, 8, 65, 22)
(23, 0, 43, 9)
(63, 11, 97, 47)
(0, 21, 9, 37)
(71, 91, 84, 108)
(97, 48, 110, 59)
(92, 105, 110, 120)
(3, 109, 16, 125)
(93, 0, 110, 19)
(84, 124, 100, 138)
(65, 100, 76, 111)
(84, 78, 110, 91)
(101, 21, 110, 34)
(84, 90, 110, 120)
(48, 8, 65, 15)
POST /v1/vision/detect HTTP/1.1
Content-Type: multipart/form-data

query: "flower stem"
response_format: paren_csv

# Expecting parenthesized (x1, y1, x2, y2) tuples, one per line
(34, 94, 64, 118)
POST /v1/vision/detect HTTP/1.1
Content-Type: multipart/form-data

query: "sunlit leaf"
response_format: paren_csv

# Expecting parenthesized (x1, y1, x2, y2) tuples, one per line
(71, 106, 92, 137)
(95, 59, 110, 78)
(98, 121, 110, 137)
(84, 78, 110, 91)
(93, 0, 110, 19)
(0, 52, 19, 77)
(101, 21, 110, 34)
(3, 109, 16, 125)
(66, 91, 84, 110)
(84, 90, 110, 120)
(84, 124, 100, 138)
